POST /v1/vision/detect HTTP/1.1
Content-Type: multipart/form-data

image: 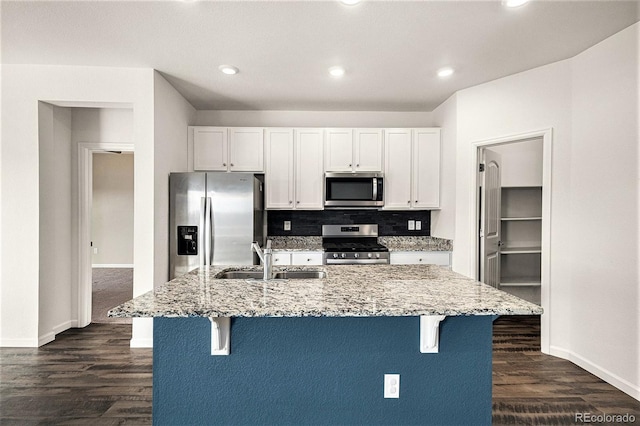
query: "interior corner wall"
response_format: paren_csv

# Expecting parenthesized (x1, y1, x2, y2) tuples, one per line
(431, 93, 457, 241)
(568, 22, 639, 399)
(194, 110, 433, 128)
(38, 102, 73, 345)
(1, 64, 155, 347)
(450, 22, 639, 399)
(153, 71, 196, 291)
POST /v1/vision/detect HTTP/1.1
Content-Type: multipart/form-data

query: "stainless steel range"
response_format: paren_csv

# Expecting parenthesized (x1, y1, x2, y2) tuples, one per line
(322, 224, 390, 265)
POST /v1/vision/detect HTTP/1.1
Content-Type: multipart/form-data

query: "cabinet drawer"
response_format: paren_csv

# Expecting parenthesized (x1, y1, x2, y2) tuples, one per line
(291, 252, 323, 265)
(390, 251, 451, 266)
(272, 253, 292, 265)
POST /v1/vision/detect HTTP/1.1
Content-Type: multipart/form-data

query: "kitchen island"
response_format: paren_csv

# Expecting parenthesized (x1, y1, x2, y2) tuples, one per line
(110, 264, 542, 425)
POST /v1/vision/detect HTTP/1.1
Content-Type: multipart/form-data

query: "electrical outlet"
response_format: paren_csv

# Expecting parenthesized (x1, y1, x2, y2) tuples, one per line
(415, 220, 422, 230)
(408, 220, 415, 231)
(384, 374, 400, 399)
(284, 221, 291, 231)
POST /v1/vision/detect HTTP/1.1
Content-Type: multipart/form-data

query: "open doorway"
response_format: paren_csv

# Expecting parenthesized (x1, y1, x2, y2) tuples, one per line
(473, 129, 552, 353)
(91, 151, 134, 324)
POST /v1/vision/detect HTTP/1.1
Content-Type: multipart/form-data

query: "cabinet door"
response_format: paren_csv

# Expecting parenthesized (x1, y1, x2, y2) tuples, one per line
(354, 129, 383, 171)
(193, 127, 228, 171)
(291, 252, 323, 265)
(295, 129, 324, 209)
(324, 129, 354, 172)
(229, 128, 264, 172)
(383, 129, 413, 209)
(265, 128, 294, 209)
(272, 252, 292, 265)
(390, 251, 451, 266)
(413, 129, 441, 209)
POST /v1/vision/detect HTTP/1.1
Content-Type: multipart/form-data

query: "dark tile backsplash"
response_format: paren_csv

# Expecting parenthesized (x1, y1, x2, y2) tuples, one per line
(267, 210, 430, 236)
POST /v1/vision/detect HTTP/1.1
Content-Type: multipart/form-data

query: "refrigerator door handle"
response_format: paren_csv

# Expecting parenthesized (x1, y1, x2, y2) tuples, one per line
(205, 197, 214, 266)
(199, 197, 206, 268)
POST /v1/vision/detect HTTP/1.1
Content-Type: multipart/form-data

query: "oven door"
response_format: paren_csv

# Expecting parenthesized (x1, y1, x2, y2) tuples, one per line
(324, 173, 384, 208)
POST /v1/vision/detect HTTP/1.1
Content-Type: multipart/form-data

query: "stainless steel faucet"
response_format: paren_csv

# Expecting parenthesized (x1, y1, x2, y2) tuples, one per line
(251, 239, 273, 281)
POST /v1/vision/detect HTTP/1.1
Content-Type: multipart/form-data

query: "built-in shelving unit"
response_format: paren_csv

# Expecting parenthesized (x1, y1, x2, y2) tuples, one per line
(500, 187, 542, 303)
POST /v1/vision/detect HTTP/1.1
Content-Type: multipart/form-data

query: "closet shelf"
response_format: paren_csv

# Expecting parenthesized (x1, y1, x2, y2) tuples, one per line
(501, 246, 541, 254)
(501, 217, 542, 221)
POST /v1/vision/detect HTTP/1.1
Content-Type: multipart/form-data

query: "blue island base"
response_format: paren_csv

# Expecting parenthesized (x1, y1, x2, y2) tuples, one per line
(153, 315, 492, 425)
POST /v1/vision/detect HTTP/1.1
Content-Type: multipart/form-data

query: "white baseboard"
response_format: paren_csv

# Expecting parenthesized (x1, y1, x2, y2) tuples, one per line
(550, 345, 640, 401)
(92, 264, 134, 268)
(130, 338, 153, 348)
(1, 337, 40, 347)
(38, 332, 55, 346)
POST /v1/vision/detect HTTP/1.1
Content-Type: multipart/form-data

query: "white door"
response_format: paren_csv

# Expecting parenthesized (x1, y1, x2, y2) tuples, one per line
(479, 148, 502, 288)
(383, 129, 412, 209)
(295, 129, 324, 209)
(325, 129, 354, 171)
(354, 129, 383, 171)
(265, 128, 294, 209)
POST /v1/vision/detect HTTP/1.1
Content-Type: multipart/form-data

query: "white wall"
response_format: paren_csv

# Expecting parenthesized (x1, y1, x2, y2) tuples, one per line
(488, 139, 543, 187)
(431, 94, 457, 240)
(1, 65, 155, 347)
(568, 23, 639, 396)
(447, 23, 639, 398)
(92, 153, 134, 266)
(195, 110, 432, 128)
(38, 103, 73, 345)
(153, 71, 196, 289)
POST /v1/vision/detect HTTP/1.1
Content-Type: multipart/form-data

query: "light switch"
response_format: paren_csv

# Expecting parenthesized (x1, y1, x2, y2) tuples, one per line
(408, 220, 415, 231)
(415, 221, 422, 230)
(284, 221, 291, 231)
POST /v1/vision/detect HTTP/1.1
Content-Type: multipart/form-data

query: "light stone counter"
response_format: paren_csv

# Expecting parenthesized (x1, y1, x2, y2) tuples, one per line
(380, 236, 453, 252)
(109, 264, 542, 318)
(268, 236, 323, 251)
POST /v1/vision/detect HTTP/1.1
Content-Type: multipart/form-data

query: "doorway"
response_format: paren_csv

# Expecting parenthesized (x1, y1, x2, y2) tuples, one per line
(473, 129, 552, 353)
(91, 152, 134, 324)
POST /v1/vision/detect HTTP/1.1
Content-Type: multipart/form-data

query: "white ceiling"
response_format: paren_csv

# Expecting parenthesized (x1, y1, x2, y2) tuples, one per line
(2, 1, 638, 111)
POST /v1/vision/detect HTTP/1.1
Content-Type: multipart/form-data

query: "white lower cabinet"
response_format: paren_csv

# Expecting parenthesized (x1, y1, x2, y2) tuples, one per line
(272, 251, 323, 266)
(390, 251, 451, 267)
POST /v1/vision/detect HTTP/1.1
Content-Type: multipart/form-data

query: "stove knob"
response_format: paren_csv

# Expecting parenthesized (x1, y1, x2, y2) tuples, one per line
(368, 253, 373, 258)
(354, 253, 359, 258)
(341, 253, 347, 258)
(376, 253, 380, 258)
(333, 253, 339, 259)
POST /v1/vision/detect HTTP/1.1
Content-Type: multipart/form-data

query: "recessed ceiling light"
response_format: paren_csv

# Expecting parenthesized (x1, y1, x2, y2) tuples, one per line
(502, 0, 530, 8)
(340, 0, 362, 5)
(329, 66, 346, 78)
(437, 67, 455, 78)
(218, 65, 239, 75)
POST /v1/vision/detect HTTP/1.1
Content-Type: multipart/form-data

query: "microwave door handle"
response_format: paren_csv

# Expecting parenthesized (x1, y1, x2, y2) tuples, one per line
(372, 177, 378, 201)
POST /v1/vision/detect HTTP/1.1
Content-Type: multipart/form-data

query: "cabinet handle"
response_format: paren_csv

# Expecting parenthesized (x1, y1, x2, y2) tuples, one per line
(419, 258, 423, 262)
(307, 258, 311, 262)
(223, 163, 226, 166)
(289, 200, 293, 204)
(349, 164, 352, 167)
(230, 163, 234, 167)
(407, 201, 411, 204)
(356, 164, 360, 167)
(296, 201, 300, 204)
(415, 200, 418, 203)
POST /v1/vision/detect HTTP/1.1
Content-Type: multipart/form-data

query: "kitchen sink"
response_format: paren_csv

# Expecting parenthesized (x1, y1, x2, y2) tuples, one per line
(215, 270, 327, 280)
(273, 271, 327, 279)
(215, 271, 265, 279)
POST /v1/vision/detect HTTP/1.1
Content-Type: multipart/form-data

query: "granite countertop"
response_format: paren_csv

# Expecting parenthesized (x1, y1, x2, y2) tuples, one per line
(267, 236, 452, 252)
(109, 264, 542, 318)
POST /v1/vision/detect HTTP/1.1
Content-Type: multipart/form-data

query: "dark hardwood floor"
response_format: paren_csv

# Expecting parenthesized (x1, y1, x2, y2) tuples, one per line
(1, 317, 638, 425)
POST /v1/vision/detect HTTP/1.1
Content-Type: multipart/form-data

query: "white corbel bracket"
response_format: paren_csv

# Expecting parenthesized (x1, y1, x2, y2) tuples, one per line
(420, 315, 446, 353)
(209, 317, 230, 356)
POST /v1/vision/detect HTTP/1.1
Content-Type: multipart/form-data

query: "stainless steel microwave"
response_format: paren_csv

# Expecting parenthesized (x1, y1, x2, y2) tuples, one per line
(324, 172, 384, 208)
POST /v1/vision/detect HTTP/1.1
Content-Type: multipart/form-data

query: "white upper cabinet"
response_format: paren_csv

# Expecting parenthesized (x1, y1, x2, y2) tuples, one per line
(354, 129, 384, 171)
(412, 128, 441, 209)
(295, 129, 324, 209)
(193, 127, 228, 171)
(325, 128, 384, 172)
(384, 128, 441, 210)
(265, 128, 324, 210)
(324, 129, 354, 172)
(191, 126, 264, 172)
(384, 129, 413, 209)
(265, 128, 295, 209)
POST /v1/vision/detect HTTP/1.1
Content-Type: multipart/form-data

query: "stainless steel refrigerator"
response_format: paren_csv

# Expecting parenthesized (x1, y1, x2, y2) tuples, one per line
(169, 172, 265, 279)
